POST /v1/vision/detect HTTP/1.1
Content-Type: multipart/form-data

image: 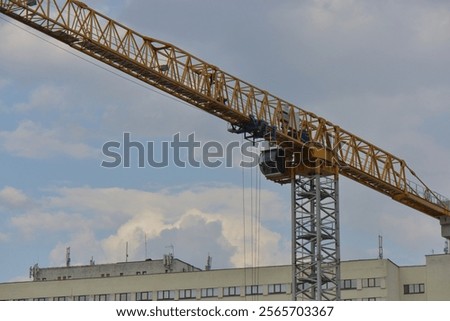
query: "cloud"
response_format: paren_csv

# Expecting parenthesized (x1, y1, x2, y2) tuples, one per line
(9, 180, 443, 271)
(0, 78, 9, 89)
(0, 232, 8, 243)
(9, 184, 289, 269)
(413, 4, 450, 46)
(311, 88, 450, 197)
(300, 0, 374, 32)
(0, 186, 29, 209)
(101, 209, 237, 268)
(0, 21, 71, 80)
(379, 211, 440, 248)
(49, 229, 102, 267)
(338, 173, 446, 265)
(11, 211, 89, 237)
(14, 84, 69, 112)
(0, 120, 97, 159)
(268, 1, 450, 103)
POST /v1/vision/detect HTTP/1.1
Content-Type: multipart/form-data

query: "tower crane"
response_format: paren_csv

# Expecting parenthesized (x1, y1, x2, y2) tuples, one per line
(1, 0, 449, 301)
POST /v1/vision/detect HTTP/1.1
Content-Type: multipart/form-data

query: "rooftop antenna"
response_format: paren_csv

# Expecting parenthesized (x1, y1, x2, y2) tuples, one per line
(144, 233, 148, 260)
(205, 254, 212, 271)
(166, 244, 174, 257)
(126, 241, 129, 262)
(163, 244, 174, 271)
(378, 235, 383, 259)
(66, 247, 71, 267)
(29, 263, 39, 280)
(90, 256, 95, 265)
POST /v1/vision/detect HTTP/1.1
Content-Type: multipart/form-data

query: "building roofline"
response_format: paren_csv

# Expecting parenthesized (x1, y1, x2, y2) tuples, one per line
(341, 257, 400, 268)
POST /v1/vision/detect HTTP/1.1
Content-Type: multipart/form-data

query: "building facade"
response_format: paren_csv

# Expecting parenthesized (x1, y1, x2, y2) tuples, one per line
(1, 254, 450, 301)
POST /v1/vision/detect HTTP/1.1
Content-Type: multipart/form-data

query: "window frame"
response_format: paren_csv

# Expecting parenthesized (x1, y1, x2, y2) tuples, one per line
(179, 289, 196, 300)
(268, 283, 287, 294)
(201, 288, 218, 298)
(362, 278, 380, 288)
(341, 279, 357, 290)
(245, 285, 263, 296)
(404, 283, 425, 294)
(157, 290, 175, 301)
(223, 286, 241, 297)
(136, 291, 152, 301)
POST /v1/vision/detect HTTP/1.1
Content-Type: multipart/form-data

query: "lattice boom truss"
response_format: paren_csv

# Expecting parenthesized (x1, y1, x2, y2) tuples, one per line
(0, 1, 448, 215)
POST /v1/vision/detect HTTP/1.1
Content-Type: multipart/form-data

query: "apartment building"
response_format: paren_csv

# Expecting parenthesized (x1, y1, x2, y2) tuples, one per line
(1, 254, 449, 301)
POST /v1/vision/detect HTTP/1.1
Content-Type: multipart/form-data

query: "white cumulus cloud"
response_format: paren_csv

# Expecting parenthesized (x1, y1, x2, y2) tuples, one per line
(0, 120, 97, 159)
(0, 186, 30, 209)
(9, 184, 289, 269)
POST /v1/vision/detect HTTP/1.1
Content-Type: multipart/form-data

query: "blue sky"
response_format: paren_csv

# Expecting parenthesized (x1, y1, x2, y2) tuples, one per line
(1, 0, 450, 282)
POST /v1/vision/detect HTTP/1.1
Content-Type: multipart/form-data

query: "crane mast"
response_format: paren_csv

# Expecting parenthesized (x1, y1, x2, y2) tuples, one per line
(1, 0, 449, 301)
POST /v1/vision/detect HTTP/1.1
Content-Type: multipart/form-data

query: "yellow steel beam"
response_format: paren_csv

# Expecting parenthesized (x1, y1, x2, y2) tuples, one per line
(1, 0, 448, 218)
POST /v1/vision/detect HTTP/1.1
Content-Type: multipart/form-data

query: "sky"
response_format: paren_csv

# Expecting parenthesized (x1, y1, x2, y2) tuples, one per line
(0, 0, 450, 282)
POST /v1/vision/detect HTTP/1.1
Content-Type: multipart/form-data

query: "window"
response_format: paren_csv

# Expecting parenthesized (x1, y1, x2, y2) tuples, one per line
(136, 291, 152, 301)
(74, 295, 88, 301)
(341, 279, 357, 290)
(53, 296, 66, 301)
(94, 294, 109, 301)
(362, 297, 378, 301)
(223, 286, 240, 297)
(404, 283, 425, 294)
(362, 278, 380, 288)
(157, 290, 175, 301)
(268, 284, 287, 294)
(179, 289, 196, 300)
(246, 285, 263, 296)
(201, 288, 218, 298)
(116, 293, 130, 301)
